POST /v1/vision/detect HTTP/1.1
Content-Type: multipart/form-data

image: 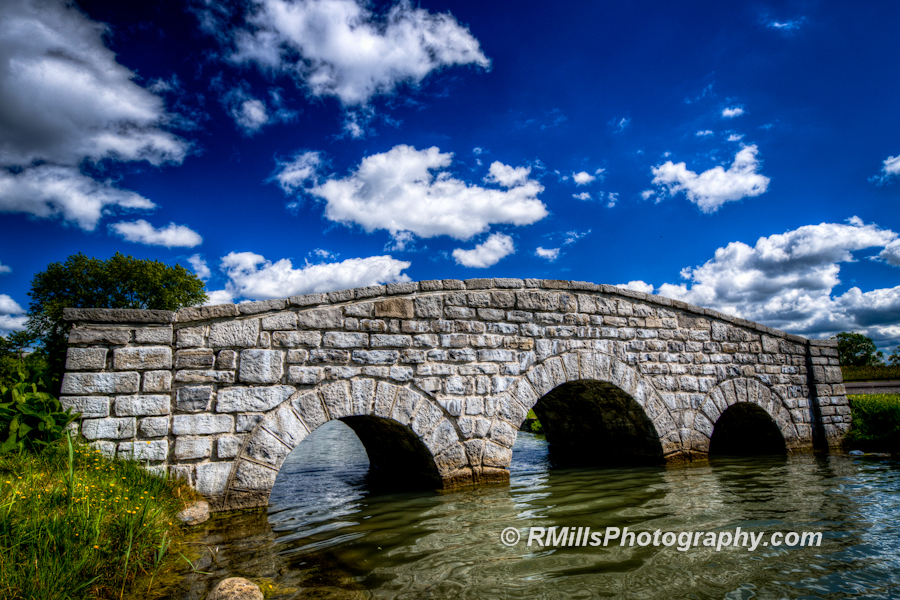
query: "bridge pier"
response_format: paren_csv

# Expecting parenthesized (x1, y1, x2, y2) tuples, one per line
(58, 279, 850, 512)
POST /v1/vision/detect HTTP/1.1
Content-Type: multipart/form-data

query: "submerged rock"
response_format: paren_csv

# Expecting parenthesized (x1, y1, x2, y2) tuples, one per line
(207, 577, 263, 600)
(177, 500, 210, 526)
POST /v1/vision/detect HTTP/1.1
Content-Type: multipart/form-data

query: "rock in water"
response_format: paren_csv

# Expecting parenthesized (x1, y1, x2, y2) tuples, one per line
(177, 500, 210, 526)
(207, 578, 264, 600)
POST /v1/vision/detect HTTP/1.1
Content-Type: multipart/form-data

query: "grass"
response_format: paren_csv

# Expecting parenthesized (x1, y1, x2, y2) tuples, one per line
(841, 365, 900, 382)
(846, 393, 900, 454)
(0, 435, 201, 600)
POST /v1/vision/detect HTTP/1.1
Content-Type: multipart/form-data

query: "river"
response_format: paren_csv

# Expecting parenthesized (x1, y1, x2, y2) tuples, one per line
(141, 420, 900, 599)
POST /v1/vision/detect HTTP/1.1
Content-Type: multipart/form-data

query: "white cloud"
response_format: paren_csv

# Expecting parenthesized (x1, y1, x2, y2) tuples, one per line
(767, 19, 804, 31)
(282, 145, 548, 241)
(110, 220, 203, 248)
(272, 151, 323, 194)
(721, 107, 745, 118)
(452, 233, 515, 268)
(0, 261, 10, 274)
(619, 281, 655, 295)
(609, 117, 630, 132)
(878, 239, 900, 267)
(229, 93, 269, 134)
(606, 192, 619, 208)
(220, 0, 490, 107)
(219, 251, 411, 300)
(573, 171, 595, 185)
(640, 189, 656, 201)
(573, 192, 592, 201)
(0, 165, 155, 231)
(650, 145, 770, 213)
(0, 0, 188, 229)
(188, 254, 211, 279)
(727, 134, 744, 142)
(472, 147, 483, 155)
(647, 219, 900, 338)
(563, 230, 590, 245)
(696, 130, 714, 137)
(204, 289, 235, 306)
(880, 154, 900, 179)
(535, 247, 560, 261)
(0, 294, 26, 333)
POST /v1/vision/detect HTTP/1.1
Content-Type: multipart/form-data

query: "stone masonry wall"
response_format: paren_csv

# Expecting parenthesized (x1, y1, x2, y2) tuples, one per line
(59, 278, 850, 511)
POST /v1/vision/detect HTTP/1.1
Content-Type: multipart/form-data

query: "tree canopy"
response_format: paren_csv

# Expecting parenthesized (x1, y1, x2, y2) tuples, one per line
(832, 332, 884, 367)
(26, 252, 208, 390)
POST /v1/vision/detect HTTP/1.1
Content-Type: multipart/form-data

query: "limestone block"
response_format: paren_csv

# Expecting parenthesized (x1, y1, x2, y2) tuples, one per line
(68, 327, 130, 345)
(139, 416, 169, 438)
(265, 404, 309, 447)
(434, 443, 467, 474)
(411, 401, 442, 439)
(272, 331, 322, 348)
(175, 349, 214, 369)
(177, 386, 213, 412)
(82, 417, 135, 440)
(309, 349, 350, 363)
(349, 379, 375, 415)
(390, 366, 414, 382)
(236, 413, 263, 432)
(216, 385, 294, 413)
(351, 350, 399, 365)
(177, 304, 239, 321)
(232, 460, 278, 491)
(113, 346, 172, 370)
(217, 435, 244, 458)
(117, 439, 168, 461)
(216, 350, 237, 370)
(172, 414, 233, 435)
(374, 298, 414, 319)
(497, 395, 527, 426)
(134, 326, 173, 344)
(61, 372, 139, 395)
(482, 440, 513, 468)
(427, 419, 459, 455)
(65, 348, 107, 371)
(115, 395, 170, 416)
(516, 291, 559, 311)
(142, 370, 172, 392)
(90, 440, 116, 458)
(370, 334, 412, 348)
(414, 296, 442, 318)
(238, 298, 286, 315)
(261, 312, 297, 330)
(175, 370, 234, 384)
(209, 319, 260, 348)
(59, 395, 109, 418)
(176, 326, 204, 348)
(373, 382, 398, 418)
(297, 308, 342, 329)
(489, 420, 517, 447)
(195, 462, 233, 497)
(323, 332, 368, 348)
(174, 437, 212, 460)
(243, 428, 290, 468)
(291, 391, 328, 430)
(238, 349, 284, 383)
(287, 366, 323, 385)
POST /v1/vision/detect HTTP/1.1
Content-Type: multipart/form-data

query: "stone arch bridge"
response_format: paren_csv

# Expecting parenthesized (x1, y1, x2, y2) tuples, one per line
(60, 278, 850, 511)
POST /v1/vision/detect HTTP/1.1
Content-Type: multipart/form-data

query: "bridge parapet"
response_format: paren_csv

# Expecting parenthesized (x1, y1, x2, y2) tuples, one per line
(59, 278, 850, 511)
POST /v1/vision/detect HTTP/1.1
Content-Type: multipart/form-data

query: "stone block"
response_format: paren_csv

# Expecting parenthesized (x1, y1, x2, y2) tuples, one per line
(176, 326, 204, 348)
(237, 349, 283, 384)
(265, 403, 309, 447)
(172, 414, 233, 435)
(308, 349, 350, 363)
(68, 327, 130, 345)
(139, 416, 169, 438)
(351, 350, 399, 365)
(134, 326, 173, 344)
(176, 304, 239, 321)
(434, 443, 468, 473)
(297, 308, 342, 329)
(236, 413, 263, 432)
(174, 437, 212, 460)
(61, 372, 139, 395)
(482, 440, 513, 468)
(291, 391, 328, 430)
(175, 370, 234, 384)
(261, 312, 298, 330)
(374, 298, 414, 319)
(115, 394, 170, 416)
(142, 371, 172, 392)
(175, 349, 215, 369)
(414, 296, 442, 318)
(232, 461, 278, 492)
(371, 334, 412, 348)
(243, 429, 289, 468)
(113, 346, 172, 370)
(117, 439, 168, 462)
(195, 462, 233, 497)
(209, 319, 260, 348)
(217, 385, 295, 412)
(60, 396, 110, 418)
(320, 381, 352, 419)
(287, 366, 324, 384)
(82, 417, 135, 440)
(177, 386, 213, 412)
(323, 332, 368, 348)
(65, 348, 107, 371)
(272, 331, 322, 348)
(239, 298, 287, 314)
(217, 435, 244, 458)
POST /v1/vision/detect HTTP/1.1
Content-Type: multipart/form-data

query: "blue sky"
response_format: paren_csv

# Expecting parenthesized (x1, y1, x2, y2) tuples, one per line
(1, 0, 899, 353)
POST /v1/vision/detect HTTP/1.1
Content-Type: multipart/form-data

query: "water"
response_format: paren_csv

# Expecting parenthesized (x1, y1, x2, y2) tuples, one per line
(143, 421, 900, 599)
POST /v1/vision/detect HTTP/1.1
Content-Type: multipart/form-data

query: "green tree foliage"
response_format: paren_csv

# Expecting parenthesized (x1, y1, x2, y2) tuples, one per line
(0, 331, 50, 389)
(889, 346, 900, 367)
(832, 332, 884, 367)
(26, 252, 208, 389)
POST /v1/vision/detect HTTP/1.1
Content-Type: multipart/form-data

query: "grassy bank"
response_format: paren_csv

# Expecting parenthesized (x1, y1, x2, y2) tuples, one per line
(846, 394, 900, 454)
(0, 437, 200, 599)
(841, 365, 900, 382)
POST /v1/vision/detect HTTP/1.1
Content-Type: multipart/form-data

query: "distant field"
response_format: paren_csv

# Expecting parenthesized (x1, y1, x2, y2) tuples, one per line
(841, 365, 900, 382)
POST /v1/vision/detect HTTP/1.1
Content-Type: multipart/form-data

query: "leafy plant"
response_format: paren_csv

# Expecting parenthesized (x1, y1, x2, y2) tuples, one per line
(846, 394, 900, 452)
(0, 370, 78, 454)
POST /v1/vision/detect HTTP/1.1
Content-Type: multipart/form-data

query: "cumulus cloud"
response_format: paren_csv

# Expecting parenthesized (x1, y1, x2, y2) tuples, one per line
(188, 254, 211, 279)
(0, 294, 26, 334)
(573, 192, 592, 201)
(563, 230, 590, 245)
(879, 154, 900, 180)
(0, 0, 188, 228)
(696, 130, 714, 137)
(215, 0, 490, 107)
(452, 232, 514, 268)
(649, 145, 770, 213)
(606, 192, 619, 208)
(227, 91, 269, 134)
(218, 251, 411, 300)
(535, 247, 559, 261)
(204, 289, 236, 306)
(277, 144, 548, 241)
(619, 281, 655, 295)
(721, 107, 745, 118)
(878, 239, 900, 267)
(110, 220, 202, 248)
(640, 218, 900, 340)
(0, 261, 11, 274)
(573, 171, 595, 185)
(272, 151, 323, 194)
(727, 134, 744, 142)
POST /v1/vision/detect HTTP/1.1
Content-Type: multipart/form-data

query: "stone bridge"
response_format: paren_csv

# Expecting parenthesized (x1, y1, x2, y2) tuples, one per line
(59, 278, 850, 511)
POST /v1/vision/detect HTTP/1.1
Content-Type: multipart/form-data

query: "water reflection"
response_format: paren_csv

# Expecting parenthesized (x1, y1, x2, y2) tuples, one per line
(141, 423, 900, 599)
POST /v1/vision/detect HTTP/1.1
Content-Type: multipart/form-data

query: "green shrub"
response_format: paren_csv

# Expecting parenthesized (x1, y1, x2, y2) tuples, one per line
(0, 371, 78, 454)
(846, 394, 900, 452)
(841, 365, 900, 382)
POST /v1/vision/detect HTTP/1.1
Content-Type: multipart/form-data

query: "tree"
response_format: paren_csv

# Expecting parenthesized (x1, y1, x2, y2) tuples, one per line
(889, 346, 900, 367)
(832, 332, 884, 367)
(0, 331, 49, 389)
(26, 252, 208, 390)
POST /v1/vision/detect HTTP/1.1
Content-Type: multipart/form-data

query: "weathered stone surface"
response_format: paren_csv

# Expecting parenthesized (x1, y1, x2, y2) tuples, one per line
(61, 372, 139, 395)
(115, 394, 170, 416)
(60, 396, 110, 418)
(176, 501, 210, 526)
(175, 349, 215, 369)
(209, 320, 260, 348)
(177, 386, 213, 412)
(175, 370, 235, 384)
(65, 348, 108, 371)
(195, 462, 232, 497)
(287, 366, 324, 385)
(134, 326, 173, 344)
(172, 414, 233, 435)
(272, 331, 321, 348)
(174, 436, 212, 460)
(323, 332, 368, 348)
(82, 417, 135, 440)
(238, 349, 284, 383)
(177, 304, 239, 322)
(374, 298, 414, 319)
(207, 577, 263, 600)
(68, 327, 131, 345)
(217, 435, 244, 458)
(113, 346, 172, 370)
(216, 385, 295, 412)
(297, 308, 342, 329)
(139, 416, 169, 437)
(64, 307, 174, 323)
(117, 439, 168, 461)
(142, 370, 172, 392)
(291, 391, 328, 430)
